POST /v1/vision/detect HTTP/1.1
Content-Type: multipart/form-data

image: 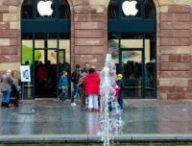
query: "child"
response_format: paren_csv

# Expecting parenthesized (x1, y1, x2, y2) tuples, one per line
(58, 70, 69, 101)
(115, 74, 123, 110)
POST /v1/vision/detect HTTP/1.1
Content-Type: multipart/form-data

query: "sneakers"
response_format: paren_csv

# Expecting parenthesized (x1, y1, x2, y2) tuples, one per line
(71, 102, 76, 107)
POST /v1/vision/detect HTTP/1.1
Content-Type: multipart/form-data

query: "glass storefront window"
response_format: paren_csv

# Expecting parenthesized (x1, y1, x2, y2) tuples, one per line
(108, 0, 156, 99)
(22, 40, 33, 64)
(59, 39, 70, 63)
(108, 35, 156, 98)
(109, 39, 119, 64)
(48, 40, 57, 48)
(121, 39, 143, 48)
(21, 0, 70, 99)
(47, 50, 57, 64)
(35, 40, 44, 48)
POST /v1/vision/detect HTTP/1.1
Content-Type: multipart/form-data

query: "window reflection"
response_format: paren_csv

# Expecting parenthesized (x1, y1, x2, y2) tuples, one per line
(108, 33, 156, 98)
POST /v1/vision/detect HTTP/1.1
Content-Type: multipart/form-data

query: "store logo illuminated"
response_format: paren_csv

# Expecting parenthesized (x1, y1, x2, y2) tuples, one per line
(122, 0, 138, 16)
(37, 0, 53, 16)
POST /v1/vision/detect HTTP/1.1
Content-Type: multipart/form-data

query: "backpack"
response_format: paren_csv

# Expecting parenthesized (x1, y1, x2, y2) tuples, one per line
(71, 70, 80, 84)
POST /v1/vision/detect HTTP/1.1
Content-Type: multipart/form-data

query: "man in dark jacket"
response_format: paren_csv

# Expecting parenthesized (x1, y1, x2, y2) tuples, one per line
(71, 64, 81, 106)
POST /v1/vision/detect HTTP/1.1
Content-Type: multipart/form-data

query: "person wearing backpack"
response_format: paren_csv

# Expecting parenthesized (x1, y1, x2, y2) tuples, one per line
(71, 64, 81, 106)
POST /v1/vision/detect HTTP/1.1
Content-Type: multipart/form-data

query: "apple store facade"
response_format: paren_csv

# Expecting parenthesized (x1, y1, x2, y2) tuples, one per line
(21, 0, 71, 98)
(0, 0, 191, 100)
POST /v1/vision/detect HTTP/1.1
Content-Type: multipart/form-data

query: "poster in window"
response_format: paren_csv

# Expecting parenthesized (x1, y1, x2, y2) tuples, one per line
(20, 65, 31, 82)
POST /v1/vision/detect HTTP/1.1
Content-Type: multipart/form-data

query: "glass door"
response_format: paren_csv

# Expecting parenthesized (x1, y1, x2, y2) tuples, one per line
(34, 48, 57, 98)
(34, 48, 66, 98)
(57, 49, 66, 73)
(119, 49, 143, 98)
(57, 49, 67, 97)
(109, 35, 156, 99)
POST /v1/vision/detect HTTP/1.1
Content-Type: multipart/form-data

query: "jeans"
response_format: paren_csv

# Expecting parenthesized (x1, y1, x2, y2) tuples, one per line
(71, 84, 79, 103)
(58, 87, 68, 101)
(2, 90, 11, 103)
(118, 96, 123, 110)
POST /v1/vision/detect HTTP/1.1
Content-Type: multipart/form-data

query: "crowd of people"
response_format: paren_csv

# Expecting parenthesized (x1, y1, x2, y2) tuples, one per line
(58, 62, 124, 112)
(0, 63, 124, 112)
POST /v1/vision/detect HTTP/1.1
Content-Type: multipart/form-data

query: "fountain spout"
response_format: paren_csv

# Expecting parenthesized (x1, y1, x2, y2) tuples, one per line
(98, 53, 124, 146)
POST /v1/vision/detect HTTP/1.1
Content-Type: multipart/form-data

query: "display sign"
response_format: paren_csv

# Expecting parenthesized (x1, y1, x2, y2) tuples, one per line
(20, 65, 31, 82)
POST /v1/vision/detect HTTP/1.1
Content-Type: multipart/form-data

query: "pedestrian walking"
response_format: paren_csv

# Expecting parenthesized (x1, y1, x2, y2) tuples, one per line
(58, 70, 69, 101)
(71, 64, 81, 106)
(0, 70, 13, 108)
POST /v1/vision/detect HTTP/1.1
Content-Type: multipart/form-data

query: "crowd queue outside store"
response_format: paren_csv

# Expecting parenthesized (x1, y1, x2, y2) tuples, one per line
(58, 62, 124, 112)
(0, 63, 124, 112)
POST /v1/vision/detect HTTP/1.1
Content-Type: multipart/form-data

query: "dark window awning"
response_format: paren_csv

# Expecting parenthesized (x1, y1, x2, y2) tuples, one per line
(108, 18, 156, 33)
(21, 19, 70, 33)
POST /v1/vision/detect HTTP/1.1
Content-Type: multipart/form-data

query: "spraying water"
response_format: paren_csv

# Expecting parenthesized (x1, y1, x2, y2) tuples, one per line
(98, 54, 124, 146)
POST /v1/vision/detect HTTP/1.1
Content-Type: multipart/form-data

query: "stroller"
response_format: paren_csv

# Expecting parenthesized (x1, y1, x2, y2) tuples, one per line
(10, 82, 21, 107)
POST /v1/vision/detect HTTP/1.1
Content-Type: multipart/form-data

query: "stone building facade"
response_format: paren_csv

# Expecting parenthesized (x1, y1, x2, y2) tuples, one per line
(0, 0, 191, 99)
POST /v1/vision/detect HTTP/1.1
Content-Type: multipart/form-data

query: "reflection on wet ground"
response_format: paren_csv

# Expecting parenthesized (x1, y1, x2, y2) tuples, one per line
(1, 99, 192, 135)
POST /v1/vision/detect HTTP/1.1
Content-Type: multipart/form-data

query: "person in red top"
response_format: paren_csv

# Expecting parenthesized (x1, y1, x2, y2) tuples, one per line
(37, 63, 48, 82)
(84, 67, 100, 112)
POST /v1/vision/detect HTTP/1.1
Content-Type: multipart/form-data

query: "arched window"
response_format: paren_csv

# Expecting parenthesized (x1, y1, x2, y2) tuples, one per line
(108, 0, 156, 99)
(22, 0, 70, 19)
(21, 0, 71, 99)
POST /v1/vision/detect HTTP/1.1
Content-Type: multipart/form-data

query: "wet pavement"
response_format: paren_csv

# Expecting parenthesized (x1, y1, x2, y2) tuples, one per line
(1, 99, 192, 141)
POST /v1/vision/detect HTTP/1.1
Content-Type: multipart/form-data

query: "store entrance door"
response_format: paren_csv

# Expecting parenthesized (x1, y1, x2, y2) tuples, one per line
(34, 46, 65, 98)
(119, 49, 144, 98)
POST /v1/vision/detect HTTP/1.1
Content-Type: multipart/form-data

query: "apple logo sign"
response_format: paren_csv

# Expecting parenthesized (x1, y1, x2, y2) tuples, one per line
(122, 0, 138, 16)
(37, 0, 53, 17)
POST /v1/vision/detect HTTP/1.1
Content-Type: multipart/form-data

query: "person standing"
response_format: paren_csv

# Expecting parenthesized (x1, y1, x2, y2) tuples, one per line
(71, 64, 81, 106)
(79, 62, 90, 110)
(81, 62, 90, 74)
(58, 70, 69, 101)
(84, 67, 100, 112)
(116, 74, 123, 110)
(0, 70, 13, 108)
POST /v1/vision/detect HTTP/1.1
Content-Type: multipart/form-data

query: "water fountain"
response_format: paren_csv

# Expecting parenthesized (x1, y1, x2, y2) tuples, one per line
(98, 54, 124, 146)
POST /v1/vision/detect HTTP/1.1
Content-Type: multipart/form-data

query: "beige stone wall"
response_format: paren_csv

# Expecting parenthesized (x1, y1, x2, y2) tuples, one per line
(71, 0, 108, 70)
(157, 0, 192, 99)
(0, 0, 21, 72)
(158, 0, 192, 5)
